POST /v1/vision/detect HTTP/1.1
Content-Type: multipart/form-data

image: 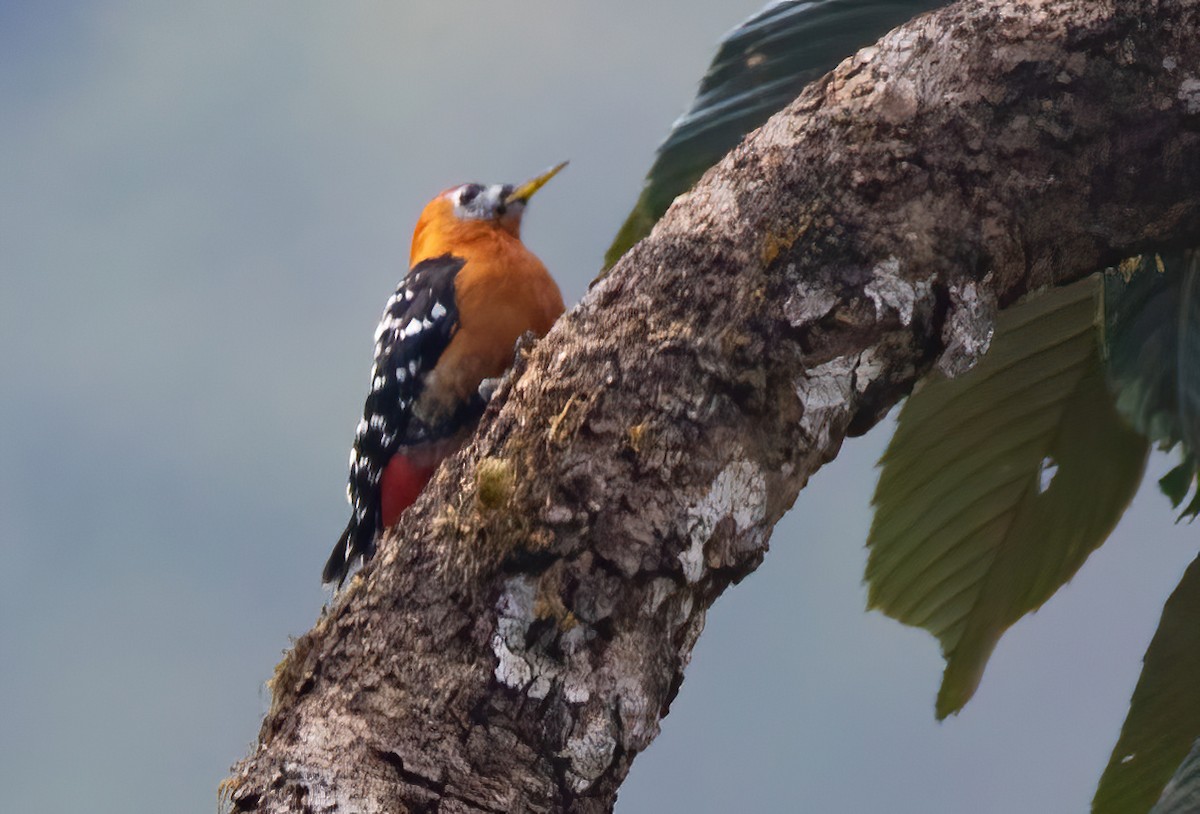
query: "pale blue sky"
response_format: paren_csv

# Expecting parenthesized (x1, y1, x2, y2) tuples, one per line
(1, 2, 1195, 812)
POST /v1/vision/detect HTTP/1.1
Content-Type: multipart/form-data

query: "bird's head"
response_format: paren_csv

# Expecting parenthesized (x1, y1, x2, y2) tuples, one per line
(410, 162, 567, 264)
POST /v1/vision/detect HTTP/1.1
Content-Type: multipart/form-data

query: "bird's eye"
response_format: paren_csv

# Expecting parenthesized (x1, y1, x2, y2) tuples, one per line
(458, 184, 481, 206)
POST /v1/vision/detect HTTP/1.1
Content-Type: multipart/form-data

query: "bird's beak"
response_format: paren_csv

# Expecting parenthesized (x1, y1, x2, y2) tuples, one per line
(505, 161, 568, 205)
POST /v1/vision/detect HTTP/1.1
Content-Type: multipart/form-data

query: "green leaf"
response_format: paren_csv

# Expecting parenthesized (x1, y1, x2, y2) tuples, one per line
(602, 0, 948, 270)
(1104, 251, 1200, 450)
(866, 276, 1150, 718)
(1095, 555, 1200, 814)
(1179, 487, 1200, 524)
(1103, 250, 1200, 515)
(1150, 739, 1200, 814)
(1159, 460, 1195, 509)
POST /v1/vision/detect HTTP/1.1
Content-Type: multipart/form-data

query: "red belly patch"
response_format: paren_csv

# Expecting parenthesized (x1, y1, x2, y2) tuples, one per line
(378, 434, 469, 528)
(380, 455, 437, 528)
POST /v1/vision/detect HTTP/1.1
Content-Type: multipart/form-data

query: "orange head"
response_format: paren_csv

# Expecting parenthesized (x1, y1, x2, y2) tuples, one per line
(410, 162, 567, 266)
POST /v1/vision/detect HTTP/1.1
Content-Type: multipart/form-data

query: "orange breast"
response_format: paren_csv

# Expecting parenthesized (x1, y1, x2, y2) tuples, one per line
(409, 199, 565, 423)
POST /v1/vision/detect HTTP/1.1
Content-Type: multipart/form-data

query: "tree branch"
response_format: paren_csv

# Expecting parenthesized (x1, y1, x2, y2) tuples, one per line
(225, 0, 1200, 810)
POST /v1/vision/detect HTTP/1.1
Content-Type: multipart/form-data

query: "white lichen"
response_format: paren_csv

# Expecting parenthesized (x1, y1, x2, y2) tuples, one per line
(783, 276, 838, 327)
(795, 356, 856, 440)
(492, 576, 558, 699)
(938, 278, 996, 378)
(563, 678, 591, 705)
(492, 577, 537, 690)
(864, 256, 928, 326)
(285, 723, 381, 813)
(679, 459, 768, 582)
(678, 535, 706, 583)
(491, 576, 595, 704)
(561, 711, 618, 793)
(853, 348, 886, 395)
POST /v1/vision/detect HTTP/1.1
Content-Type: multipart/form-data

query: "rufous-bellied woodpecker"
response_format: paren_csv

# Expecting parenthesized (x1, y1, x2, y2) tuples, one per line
(323, 163, 567, 586)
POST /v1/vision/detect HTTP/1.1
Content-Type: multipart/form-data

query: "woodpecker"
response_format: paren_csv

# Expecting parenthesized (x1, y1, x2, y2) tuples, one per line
(323, 163, 567, 586)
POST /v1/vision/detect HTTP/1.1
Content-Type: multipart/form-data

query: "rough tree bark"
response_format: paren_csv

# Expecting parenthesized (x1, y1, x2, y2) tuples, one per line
(225, 0, 1200, 810)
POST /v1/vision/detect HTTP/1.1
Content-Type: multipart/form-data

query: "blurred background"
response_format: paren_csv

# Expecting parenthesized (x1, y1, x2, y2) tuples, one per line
(2, 2, 1196, 812)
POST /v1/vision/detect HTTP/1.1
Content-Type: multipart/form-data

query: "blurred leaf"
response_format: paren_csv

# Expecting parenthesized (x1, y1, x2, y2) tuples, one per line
(1151, 739, 1200, 814)
(602, 0, 948, 270)
(866, 276, 1149, 718)
(1159, 460, 1196, 509)
(1095, 555, 1200, 814)
(1104, 251, 1200, 517)
(1104, 251, 1200, 450)
(1179, 488, 1200, 524)
(1178, 253, 1200, 452)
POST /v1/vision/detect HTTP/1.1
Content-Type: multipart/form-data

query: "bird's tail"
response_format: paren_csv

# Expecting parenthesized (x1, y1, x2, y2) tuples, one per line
(322, 515, 376, 588)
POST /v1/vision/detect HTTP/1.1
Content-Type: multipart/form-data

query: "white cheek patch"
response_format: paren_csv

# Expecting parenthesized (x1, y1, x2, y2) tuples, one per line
(451, 183, 509, 220)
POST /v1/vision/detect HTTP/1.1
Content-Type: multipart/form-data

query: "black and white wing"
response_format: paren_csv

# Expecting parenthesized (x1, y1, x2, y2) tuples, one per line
(323, 253, 466, 585)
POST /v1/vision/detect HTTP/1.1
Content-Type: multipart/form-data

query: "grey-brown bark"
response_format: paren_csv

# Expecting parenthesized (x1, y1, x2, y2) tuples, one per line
(224, 0, 1200, 811)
